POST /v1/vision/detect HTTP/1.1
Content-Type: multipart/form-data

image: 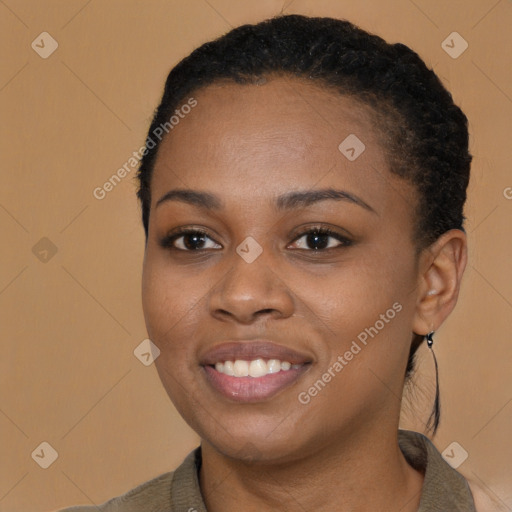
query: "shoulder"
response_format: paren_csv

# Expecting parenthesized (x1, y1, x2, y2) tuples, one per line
(55, 447, 203, 512)
(398, 429, 478, 510)
(55, 471, 174, 512)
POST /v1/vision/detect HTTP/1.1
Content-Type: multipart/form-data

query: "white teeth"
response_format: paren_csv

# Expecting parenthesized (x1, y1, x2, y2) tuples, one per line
(233, 360, 249, 377)
(213, 358, 301, 377)
(223, 361, 235, 376)
(267, 359, 281, 373)
(249, 359, 268, 377)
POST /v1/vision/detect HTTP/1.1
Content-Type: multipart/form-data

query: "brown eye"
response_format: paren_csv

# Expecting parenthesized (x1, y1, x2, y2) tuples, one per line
(160, 229, 222, 251)
(290, 228, 352, 251)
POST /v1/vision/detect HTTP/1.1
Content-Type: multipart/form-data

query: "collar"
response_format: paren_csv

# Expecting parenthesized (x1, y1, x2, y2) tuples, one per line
(170, 429, 476, 511)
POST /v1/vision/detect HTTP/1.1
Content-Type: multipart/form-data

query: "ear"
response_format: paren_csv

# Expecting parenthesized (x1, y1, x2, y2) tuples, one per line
(412, 229, 467, 336)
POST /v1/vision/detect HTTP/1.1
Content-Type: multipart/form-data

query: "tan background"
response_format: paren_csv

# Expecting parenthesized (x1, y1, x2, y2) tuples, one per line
(0, 0, 511, 510)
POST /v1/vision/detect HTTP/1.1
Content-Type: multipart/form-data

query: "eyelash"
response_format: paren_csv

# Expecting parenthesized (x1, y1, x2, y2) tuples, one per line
(159, 226, 353, 253)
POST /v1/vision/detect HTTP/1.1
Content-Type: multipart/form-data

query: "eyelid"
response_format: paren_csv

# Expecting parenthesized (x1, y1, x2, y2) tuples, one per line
(288, 226, 353, 250)
(159, 224, 354, 252)
(159, 227, 222, 251)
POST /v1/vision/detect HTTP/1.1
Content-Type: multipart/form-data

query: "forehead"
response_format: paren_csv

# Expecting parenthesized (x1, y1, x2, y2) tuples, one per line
(150, 77, 413, 215)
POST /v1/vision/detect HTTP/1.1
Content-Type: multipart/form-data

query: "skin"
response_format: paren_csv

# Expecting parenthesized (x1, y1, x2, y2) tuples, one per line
(141, 76, 467, 511)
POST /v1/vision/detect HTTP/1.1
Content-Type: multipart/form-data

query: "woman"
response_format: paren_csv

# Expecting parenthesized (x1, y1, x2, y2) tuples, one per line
(59, 13, 482, 511)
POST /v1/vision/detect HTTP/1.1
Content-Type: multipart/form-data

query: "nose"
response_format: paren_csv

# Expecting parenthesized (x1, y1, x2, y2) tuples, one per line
(208, 249, 295, 324)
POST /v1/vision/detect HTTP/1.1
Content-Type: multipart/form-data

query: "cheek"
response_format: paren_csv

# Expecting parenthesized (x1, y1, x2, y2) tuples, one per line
(142, 257, 208, 420)
(141, 254, 205, 356)
(311, 246, 417, 395)
(319, 249, 413, 327)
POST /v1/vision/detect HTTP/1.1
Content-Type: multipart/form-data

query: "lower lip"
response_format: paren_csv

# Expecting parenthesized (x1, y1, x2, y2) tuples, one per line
(203, 365, 310, 402)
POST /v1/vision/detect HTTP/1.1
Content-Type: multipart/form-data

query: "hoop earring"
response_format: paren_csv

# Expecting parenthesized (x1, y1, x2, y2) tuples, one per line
(425, 331, 440, 434)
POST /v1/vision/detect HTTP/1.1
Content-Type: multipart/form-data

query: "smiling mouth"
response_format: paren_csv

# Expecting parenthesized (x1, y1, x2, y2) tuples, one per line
(202, 358, 311, 402)
(199, 340, 313, 402)
(211, 358, 303, 377)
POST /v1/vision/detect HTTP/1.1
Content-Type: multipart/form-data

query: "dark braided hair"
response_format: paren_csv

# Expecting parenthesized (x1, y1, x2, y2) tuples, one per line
(136, 14, 472, 435)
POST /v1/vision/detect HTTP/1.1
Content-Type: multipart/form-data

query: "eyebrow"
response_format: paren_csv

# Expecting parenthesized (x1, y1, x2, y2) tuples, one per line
(155, 187, 376, 214)
(155, 189, 222, 210)
(276, 188, 376, 213)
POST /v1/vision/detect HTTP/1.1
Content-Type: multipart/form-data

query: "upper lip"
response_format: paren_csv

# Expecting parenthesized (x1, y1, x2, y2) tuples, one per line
(200, 340, 312, 366)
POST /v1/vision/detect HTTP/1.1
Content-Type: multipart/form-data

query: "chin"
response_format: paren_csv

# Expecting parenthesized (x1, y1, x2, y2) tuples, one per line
(198, 416, 314, 464)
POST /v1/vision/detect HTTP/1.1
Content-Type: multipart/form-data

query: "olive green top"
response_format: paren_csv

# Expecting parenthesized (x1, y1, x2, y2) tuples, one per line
(57, 429, 476, 511)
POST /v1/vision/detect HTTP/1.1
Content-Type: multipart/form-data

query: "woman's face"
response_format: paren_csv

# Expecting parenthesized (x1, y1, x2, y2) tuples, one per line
(142, 77, 423, 462)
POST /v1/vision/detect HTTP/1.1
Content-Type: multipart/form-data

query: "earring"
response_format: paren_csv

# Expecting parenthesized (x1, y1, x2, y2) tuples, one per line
(424, 330, 440, 434)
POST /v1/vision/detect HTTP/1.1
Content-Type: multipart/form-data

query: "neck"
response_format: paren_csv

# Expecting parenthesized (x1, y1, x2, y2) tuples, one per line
(199, 425, 424, 512)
